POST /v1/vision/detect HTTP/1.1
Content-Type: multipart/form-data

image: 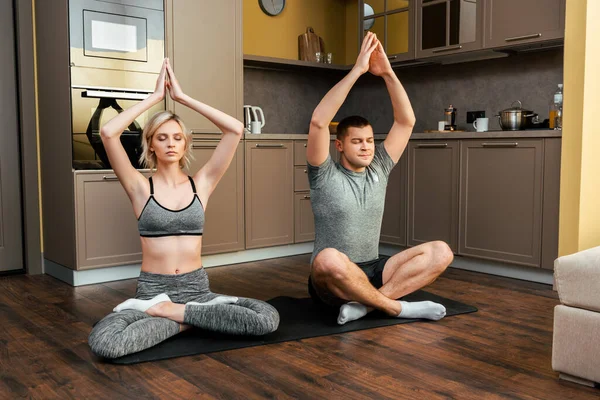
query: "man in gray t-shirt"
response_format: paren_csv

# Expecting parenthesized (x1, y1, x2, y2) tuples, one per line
(307, 32, 453, 325)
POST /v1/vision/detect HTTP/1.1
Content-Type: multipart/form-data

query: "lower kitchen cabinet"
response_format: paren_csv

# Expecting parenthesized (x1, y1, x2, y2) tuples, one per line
(245, 140, 294, 249)
(74, 170, 150, 270)
(459, 139, 544, 266)
(186, 140, 245, 255)
(294, 192, 315, 243)
(380, 152, 408, 246)
(407, 140, 460, 251)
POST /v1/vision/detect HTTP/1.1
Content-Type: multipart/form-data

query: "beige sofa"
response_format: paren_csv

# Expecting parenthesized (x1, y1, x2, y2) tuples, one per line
(552, 245, 600, 387)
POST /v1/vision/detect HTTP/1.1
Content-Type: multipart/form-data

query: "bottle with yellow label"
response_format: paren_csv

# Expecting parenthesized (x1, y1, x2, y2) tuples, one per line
(549, 84, 563, 130)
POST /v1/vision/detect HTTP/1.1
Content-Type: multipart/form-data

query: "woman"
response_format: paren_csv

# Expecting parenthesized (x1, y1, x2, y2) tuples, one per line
(88, 59, 279, 359)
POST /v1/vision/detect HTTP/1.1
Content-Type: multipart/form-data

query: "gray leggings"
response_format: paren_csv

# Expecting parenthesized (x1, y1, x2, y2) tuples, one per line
(88, 268, 279, 359)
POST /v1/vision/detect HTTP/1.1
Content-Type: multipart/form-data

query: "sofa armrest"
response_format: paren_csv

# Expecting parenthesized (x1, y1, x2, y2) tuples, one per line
(554, 246, 600, 312)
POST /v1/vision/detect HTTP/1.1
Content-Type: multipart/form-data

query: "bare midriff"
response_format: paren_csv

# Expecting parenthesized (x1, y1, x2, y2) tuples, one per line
(140, 236, 203, 275)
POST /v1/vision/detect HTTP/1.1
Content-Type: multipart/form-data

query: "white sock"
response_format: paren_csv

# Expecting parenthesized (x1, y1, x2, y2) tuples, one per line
(398, 300, 446, 320)
(113, 293, 171, 313)
(337, 301, 369, 325)
(186, 295, 238, 307)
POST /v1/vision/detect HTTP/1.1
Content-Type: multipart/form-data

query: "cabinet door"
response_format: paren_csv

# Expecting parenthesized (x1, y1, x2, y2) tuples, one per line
(541, 138, 561, 270)
(484, 0, 565, 49)
(75, 172, 149, 270)
(185, 140, 245, 255)
(381, 152, 408, 245)
(362, 0, 415, 63)
(416, 0, 483, 58)
(295, 192, 315, 243)
(245, 141, 294, 249)
(407, 141, 459, 251)
(166, 0, 242, 133)
(459, 139, 543, 266)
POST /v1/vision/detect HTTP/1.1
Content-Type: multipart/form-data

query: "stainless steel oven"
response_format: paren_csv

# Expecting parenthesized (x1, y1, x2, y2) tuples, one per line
(69, 0, 165, 169)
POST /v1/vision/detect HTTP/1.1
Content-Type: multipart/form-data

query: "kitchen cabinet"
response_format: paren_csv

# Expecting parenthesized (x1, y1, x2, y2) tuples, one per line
(292, 139, 341, 243)
(407, 140, 460, 251)
(74, 170, 151, 270)
(380, 151, 408, 246)
(541, 138, 561, 270)
(459, 139, 543, 266)
(416, 0, 483, 58)
(165, 0, 242, 133)
(484, 0, 565, 49)
(186, 140, 245, 255)
(362, 0, 415, 63)
(245, 140, 294, 249)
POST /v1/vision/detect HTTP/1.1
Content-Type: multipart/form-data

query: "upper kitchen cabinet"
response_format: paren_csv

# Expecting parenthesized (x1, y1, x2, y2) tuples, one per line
(416, 0, 483, 58)
(483, 0, 565, 49)
(362, 1, 415, 63)
(166, 0, 243, 133)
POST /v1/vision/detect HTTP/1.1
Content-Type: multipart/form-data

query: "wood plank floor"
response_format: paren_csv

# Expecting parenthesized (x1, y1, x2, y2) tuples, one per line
(0, 254, 598, 399)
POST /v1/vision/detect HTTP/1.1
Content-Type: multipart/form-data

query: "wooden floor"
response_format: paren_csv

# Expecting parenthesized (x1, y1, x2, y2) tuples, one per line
(0, 254, 597, 399)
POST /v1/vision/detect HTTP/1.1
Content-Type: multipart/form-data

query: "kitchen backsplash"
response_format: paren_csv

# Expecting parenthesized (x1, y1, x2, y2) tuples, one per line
(244, 67, 340, 133)
(244, 48, 563, 134)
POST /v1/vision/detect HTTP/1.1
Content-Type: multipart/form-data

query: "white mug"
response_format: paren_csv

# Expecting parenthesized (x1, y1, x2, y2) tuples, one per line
(473, 117, 489, 132)
(438, 121, 446, 131)
(250, 120, 262, 134)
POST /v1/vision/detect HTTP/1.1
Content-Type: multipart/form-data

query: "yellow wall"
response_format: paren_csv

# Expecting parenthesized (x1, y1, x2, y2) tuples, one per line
(558, 0, 600, 255)
(244, 0, 352, 63)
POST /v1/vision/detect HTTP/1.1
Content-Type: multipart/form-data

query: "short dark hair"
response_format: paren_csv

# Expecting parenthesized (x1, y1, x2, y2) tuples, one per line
(336, 115, 371, 140)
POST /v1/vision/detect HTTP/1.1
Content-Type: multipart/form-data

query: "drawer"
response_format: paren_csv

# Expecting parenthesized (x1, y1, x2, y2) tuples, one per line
(294, 140, 307, 166)
(294, 166, 310, 192)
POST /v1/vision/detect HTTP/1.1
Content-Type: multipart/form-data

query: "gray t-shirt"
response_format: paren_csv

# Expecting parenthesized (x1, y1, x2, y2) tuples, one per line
(308, 142, 396, 264)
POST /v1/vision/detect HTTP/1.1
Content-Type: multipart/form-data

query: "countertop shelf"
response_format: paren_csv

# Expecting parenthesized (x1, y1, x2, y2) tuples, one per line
(243, 54, 349, 72)
(243, 130, 562, 140)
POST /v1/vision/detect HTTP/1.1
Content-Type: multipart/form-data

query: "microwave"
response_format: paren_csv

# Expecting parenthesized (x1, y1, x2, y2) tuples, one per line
(69, 0, 164, 75)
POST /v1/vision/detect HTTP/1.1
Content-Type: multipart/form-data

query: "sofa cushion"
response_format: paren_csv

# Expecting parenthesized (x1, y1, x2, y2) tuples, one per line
(554, 246, 600, 312)
(552, 305, 600, 384)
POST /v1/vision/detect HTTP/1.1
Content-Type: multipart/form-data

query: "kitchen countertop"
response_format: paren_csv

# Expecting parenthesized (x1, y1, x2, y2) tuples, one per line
(243, 129, 561, 140)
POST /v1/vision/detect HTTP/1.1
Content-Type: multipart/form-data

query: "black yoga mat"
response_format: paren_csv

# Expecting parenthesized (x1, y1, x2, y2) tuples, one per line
(110, 290, 477, 364)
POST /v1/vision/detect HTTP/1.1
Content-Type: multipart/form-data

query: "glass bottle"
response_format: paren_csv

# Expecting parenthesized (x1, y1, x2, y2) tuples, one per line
(549, 84, 563, 130)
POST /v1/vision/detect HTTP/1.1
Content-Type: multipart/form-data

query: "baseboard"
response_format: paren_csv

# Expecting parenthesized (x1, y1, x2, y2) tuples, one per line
(44, 242, 314, 286)
(379, 244, 555, 285)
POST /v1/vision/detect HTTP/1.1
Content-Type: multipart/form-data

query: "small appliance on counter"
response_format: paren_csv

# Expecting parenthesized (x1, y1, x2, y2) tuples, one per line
(243, 105, 266, 134)
(444, 105, 457, 131)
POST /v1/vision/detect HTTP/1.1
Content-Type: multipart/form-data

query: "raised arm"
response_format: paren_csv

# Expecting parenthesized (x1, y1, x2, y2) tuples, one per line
(100, 59, 167, 201)
(165, 60, 244, 201)
(307, 32, 380, 166)
(368, 40, 416, 163)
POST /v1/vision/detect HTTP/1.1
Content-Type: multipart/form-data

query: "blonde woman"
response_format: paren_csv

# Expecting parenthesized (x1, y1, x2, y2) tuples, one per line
(88, 59, 279, 359)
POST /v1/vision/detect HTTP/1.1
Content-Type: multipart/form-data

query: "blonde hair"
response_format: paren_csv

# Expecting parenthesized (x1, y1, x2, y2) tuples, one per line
(139, 111, 193, 170)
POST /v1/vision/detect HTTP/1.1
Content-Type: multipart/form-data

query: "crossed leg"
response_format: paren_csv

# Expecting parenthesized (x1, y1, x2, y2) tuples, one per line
(310, 241, 453, 324)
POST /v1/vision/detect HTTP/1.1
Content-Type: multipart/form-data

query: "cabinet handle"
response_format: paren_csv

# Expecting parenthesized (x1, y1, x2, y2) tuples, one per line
(505, 33, 542, 42)
(255, 144, 284, 148)
(482, 142, 518, 147)
(192, 144, 218, 149)
(303, 169, 307, 173)
(432, 45, 462, 53)
(303, 144, 307, 147)
(102, 175, 119, 181)
(388, 55, 397, 60)
(417, 143, 448, 148)
(303, 195, 311, 199)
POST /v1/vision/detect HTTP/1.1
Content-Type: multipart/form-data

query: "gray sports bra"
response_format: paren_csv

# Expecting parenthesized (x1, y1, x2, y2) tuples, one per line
(137, 176, 205, 237)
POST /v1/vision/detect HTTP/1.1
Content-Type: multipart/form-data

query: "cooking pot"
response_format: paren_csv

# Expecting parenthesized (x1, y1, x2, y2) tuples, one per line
(496, 100, 538, 131)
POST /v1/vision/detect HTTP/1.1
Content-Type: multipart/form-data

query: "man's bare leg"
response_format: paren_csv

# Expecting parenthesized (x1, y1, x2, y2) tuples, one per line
(337, 241, 453, 324)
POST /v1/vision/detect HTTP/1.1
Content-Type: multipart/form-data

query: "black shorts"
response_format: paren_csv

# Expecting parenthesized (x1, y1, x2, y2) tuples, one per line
(308, 256, 390, 307)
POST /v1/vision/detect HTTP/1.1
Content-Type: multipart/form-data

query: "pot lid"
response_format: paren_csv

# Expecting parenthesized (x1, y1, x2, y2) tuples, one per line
(501, 100, 532, 113)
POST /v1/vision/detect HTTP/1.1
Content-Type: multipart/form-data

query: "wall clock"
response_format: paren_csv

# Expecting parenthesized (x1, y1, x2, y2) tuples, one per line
(259, 0, 285, 16)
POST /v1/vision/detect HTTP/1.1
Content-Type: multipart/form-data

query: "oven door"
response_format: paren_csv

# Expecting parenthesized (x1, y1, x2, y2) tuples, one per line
(69, 0, 164, 74)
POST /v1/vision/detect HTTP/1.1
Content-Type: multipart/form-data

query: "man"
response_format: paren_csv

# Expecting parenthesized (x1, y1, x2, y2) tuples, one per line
(307, 32, 453, 325)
